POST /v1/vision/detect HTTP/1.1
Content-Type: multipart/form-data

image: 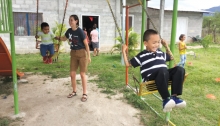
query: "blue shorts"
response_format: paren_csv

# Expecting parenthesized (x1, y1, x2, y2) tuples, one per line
(40, 44, 54, 56)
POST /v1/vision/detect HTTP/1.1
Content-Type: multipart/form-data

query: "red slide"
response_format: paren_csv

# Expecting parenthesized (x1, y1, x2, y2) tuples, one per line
(0, 37, 24, 77)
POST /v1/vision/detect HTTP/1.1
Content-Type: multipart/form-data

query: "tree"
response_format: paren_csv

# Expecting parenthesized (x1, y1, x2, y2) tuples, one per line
(203, 12, 220, 43)
(201, 35, 212, 50)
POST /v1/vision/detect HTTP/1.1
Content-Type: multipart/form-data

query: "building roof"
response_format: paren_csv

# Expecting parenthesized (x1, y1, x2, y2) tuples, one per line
(148, 7, 212, 13)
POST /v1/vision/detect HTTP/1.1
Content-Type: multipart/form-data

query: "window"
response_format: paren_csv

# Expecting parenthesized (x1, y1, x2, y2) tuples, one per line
(121, 15, 134, 30)
(13, 12, 43, 36)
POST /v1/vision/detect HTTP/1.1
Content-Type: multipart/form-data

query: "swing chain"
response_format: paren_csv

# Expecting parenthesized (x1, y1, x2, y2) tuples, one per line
(35, 0, 39, 49)
(106, 0, 124, 44)
(57, 0, 68, 52)
(132, 72, 140, 94)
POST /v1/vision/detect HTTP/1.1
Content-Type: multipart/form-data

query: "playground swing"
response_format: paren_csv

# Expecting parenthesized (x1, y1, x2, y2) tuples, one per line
(106, 0, 188, 125)
(35, 0, 68, 62)
(136, 0, 189, 95)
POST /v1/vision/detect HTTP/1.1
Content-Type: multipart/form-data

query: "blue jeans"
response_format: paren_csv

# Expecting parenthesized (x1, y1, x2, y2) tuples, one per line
(178, 54, 186, 67)
(40, 44, 54, 56)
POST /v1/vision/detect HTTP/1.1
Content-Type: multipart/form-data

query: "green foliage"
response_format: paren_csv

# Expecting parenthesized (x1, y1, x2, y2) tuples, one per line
(52, 21, 67, 45)
(124, 92, 147, 110)
(203, 12, 220, 29)
(111, 28, 140, 58)
(0, 117, 15, 126)
(201, 35, 213, 49)
(203, 16, 212, 28)
(203, 13, 220, 44)
(0, 77, 13, 96)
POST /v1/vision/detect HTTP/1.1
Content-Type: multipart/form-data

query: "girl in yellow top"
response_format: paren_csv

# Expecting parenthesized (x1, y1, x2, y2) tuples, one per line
(178, 34, 187, 67)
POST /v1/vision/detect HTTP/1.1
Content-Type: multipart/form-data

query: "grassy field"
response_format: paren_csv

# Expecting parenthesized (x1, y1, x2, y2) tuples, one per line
(1, 45, 220, 126)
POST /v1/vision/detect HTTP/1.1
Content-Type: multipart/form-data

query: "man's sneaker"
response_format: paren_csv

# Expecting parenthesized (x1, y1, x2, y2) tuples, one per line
(171, 96, 186, 108)
(163, 98, 175, 112)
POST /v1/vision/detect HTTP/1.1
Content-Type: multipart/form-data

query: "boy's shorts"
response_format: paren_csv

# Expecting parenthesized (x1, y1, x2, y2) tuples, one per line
(70, 49, 88, 72)
(40, 44, 54, 56)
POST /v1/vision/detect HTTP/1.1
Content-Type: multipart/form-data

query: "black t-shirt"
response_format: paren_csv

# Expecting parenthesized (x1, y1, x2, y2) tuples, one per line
(65, 27, 86, 50)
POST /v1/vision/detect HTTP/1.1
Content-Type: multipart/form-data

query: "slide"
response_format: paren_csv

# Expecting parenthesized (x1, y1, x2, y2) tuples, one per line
(0, 37, 24, 77)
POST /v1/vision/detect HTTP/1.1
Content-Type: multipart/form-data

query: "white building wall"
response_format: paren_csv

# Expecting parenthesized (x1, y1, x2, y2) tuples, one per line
(0, 0, 121, 54)
(148, 8, 203, 43)
(0, 0, 203, 54)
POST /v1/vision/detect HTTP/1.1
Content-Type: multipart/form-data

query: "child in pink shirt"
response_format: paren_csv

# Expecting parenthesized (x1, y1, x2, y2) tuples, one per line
(90, 25, 99, 56)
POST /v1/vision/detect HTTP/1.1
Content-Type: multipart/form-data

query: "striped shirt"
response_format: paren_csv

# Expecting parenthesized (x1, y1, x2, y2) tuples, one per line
(130, 49, 171, 82)
(37, 31, 55, 45)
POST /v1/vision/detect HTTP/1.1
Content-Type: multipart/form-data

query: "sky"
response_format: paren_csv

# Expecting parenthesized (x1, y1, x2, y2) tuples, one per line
(148, 0, 220, 10)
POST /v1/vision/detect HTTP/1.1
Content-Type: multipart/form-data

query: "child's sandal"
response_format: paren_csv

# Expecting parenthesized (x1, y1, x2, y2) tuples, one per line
(67, 91, 77, 98)
(81, 94, 87, 102)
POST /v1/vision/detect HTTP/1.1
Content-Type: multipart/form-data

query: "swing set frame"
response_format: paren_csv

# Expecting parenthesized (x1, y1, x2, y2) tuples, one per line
(0, 0, 19, 114)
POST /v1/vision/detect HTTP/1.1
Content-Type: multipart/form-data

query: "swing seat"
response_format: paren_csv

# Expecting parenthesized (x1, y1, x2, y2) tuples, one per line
(36, 41, 59, 62)
(138, 73, 189, 96)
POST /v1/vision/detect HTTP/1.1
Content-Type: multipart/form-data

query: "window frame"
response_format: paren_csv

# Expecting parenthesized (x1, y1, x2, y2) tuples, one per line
(13, 12, 43, 36)
(121, 14, 134, 30)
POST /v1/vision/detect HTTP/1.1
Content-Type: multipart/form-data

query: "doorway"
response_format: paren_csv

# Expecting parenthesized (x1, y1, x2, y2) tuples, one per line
(82, 15, 99, 51)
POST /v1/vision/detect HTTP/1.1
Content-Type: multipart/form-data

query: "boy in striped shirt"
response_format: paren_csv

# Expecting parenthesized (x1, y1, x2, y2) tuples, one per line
(122, 29, 186, 112)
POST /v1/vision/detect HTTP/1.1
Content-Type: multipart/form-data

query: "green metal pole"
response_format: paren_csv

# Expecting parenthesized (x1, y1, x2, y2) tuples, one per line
(169, 0, 178, 68)
(8, 0, 19, 114)
(140, 0, 147, 83)
(141, 0, 146, 51)
(1, 0, 5, 30)
(166, 0, 178, 122)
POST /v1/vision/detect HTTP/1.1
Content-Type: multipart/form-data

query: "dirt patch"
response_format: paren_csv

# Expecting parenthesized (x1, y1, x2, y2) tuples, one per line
(0, 74, 142, 126)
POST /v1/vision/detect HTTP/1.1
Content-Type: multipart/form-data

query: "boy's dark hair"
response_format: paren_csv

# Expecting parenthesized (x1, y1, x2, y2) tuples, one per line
(83, 27, 86, 30)
(179, 34, 185, 40)
(41, 22, 49, 30)
(70, 14, 79, 26)
(143, 29, 158, 41)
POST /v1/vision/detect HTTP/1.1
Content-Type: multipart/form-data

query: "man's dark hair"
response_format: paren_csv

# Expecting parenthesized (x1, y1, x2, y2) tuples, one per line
(41, 22, 49, 30)
(143, 29, 158, 42)
(179, 34, 185, 40)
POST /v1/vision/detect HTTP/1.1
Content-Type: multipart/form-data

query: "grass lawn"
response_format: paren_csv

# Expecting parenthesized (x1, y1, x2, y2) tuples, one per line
(1, 45, 220, 126)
